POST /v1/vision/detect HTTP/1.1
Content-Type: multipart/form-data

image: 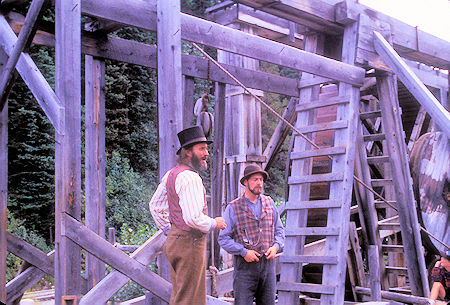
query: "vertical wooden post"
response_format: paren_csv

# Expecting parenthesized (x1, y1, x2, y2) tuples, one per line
(157, 0, 183, 175)
(54, 0, 81, 303)
(157, 1, 183, 303)
(218, 23, 264, 202)
(211, 82, 226, 266)
(183, 76, 195, 128)
(85, 55, 106, 290)
(368, 246, 382, 301)
(0, 50, 8, 304)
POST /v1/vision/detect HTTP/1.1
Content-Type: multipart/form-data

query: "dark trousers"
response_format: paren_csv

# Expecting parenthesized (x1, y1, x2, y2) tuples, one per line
(164, 226, 207, 305)
(233, 254, 276, 305)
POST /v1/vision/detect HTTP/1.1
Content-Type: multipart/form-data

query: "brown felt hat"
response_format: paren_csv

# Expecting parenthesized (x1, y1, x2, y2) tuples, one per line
(240, 163, 269, 185)
(176, 126, 212, 155)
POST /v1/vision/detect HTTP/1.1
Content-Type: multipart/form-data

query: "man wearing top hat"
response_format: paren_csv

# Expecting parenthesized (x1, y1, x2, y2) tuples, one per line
(218, 163, 285, 305)
(149, 126, 226, 305)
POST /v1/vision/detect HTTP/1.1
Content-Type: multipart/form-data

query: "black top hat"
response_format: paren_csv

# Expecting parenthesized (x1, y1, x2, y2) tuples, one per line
(176, 126, 212, 155)
(240, 163, 269, 185)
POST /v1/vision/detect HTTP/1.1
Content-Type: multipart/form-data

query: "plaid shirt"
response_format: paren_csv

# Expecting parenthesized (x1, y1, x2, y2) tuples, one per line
(230, 195, 274, 253)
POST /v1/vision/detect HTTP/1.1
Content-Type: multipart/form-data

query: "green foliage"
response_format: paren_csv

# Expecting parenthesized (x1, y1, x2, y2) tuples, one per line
(109, 223, 157, 302)
(105, 151, 156, 232)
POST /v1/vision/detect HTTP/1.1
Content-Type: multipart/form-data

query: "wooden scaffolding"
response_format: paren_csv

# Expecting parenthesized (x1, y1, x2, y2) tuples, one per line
(1, 0, 449, 304)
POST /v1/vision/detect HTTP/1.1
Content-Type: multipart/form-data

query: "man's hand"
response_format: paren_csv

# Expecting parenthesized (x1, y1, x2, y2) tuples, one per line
(244, 250, 260, 262)
(265, 246, 277, 259)
(215, 217, 227, 230)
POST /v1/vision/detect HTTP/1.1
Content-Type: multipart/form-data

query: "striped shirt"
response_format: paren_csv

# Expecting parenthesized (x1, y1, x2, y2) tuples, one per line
(149, 168, 216, 233)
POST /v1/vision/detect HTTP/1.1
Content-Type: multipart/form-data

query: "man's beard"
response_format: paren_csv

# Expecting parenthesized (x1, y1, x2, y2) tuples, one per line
(191, 153, 207, 171)
(249, 185, 262, 196)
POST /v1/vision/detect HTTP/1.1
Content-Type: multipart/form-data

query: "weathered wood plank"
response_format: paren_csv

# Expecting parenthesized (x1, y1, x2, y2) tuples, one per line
(80, 0, 365, 86)
(182, 76, 195, 128)
(79, 231, 166, 305)
(6, 266, 45, 304)
(0, 50, 7, 302)
(294, 120, 348, 134)
(84, 55, 106, 289)
(278, 282, 335, 294)
(0, 0, 47, 109)
(157, 0, 183, 177)
(54, 0, 82, 302)
(373, 31, 450, 139)
(63, 214, 172, 302)
(407, 106, 427, 152)
(262, 97, 297, 170)
(285, 227, 339, 237)
(368, 246, 382, 301)
(355, 287, 431, 305)
(376, 74, 429, 296)
(289, 146, 346, 160)
(0, 15, 63, 133)
(296, 95, 349, 112)
(288, 172, 344, 184)
(211, 82, 225, 267)
(284, 200, 341, 210)
(280, 255, 338, 265)
(6, 232, 54, 275)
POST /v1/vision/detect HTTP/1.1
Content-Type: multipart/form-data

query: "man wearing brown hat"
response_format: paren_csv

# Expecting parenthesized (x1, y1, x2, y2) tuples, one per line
(218, 163, 285, 305)
(149, 126, 226, 305)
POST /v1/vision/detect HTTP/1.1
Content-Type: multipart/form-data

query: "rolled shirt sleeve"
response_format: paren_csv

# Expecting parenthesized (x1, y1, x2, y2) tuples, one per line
(176, 170, 216, 233)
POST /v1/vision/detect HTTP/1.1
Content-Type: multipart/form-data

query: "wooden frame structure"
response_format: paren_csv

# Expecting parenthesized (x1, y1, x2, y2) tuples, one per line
(1, 0, 449, 304)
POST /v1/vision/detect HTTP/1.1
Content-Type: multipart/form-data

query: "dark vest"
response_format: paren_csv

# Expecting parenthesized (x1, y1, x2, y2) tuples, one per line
(230, 195, 274, 253)
(167, 164, 193, 231)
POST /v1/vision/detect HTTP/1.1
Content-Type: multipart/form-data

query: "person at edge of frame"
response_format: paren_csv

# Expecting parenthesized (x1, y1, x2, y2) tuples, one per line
(149, 125, 227, 305)
(428, 249, 450, 305)
(218, 163, 285, 305)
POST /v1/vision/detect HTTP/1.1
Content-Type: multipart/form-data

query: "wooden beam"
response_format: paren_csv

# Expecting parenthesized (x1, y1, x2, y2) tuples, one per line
(84, 55, 106, 289)
(373, 31, 450, 139)
(355, 287, 432, 305)
(211, 82, 226, 267)
(0, 0, 48, 110)
(6, 266, 45, 304)
(0, 50, 7, 304)
(0, 15, 63, 133)
(80, 0, 365, 87)
(376, 74, 429, 296)
(157, 0, 184, 176)
(262, 97, 297, 170)
(63, 214, 172, 302)
(79, 231, 166, 305)
(54, 0, 82, 303)
(6, 250, 54, 304)
(6, 232, 54, 275)
(182, 76, 195, 128)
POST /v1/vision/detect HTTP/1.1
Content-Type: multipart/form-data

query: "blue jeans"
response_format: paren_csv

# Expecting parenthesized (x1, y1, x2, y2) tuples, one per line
(233, 255, 276, 305)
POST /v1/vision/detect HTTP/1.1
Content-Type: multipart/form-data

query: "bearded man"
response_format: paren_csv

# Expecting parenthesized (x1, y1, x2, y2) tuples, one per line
(149, 126, 226, 305)
(218, 163, 285, 305)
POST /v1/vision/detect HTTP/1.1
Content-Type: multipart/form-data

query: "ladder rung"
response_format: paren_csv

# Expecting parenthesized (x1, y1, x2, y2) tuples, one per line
(289, 172, 344, 184)
(389, 287, 411, 294)
(280, 255, 338, 265)
(367, 156, 390, 164)
(294, 120, 348, 134)
(371, 179, 393, 187)
(374, 201, 397, 209)
(385, 266, 409, 275)
(363, 134, 385, 141)
(360, 110, 381, 120)
(285, 227, 339, 236)
(378, 223, 401, 230)
(296, 95, 350, 112)
(382, 245, 404, 253)
(290, 146, 346, 160)
(278, 282, 335, 295)
(285, 200, 341, 210)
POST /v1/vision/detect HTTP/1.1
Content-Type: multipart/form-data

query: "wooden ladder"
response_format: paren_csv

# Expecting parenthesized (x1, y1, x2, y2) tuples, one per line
(355, 74, 429, 297)
(278, 83, 360, 304)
